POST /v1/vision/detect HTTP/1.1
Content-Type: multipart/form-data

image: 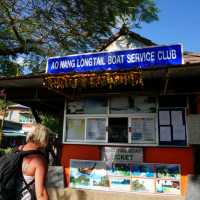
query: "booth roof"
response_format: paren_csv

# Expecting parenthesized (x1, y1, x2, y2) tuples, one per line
(0, 53, 200, 115)
(1, 28, 200, 115)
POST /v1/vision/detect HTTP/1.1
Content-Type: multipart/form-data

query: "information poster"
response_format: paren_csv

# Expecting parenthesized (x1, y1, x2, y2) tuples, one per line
(131, 178, 155, 193)
(70, 160, 109, 190)
(156, 179, 180, 194)
(110, 96, 157, 114)
(86, 118, 106, 141)
(107, 162, 131, 177)
(131, 118, 144, 141)
(156, 164, 180, 179)
(171, 111, 183, 126)
(70, 160, 181, 195)
(110, 177, 131, 191)
(159, 111, 170, 125)
(134, 96, 157, 113)
(158, 108, 186, 145)
(68, 100, 84, 114)
(172, 125, 186, 141)
(131, 164, 155, 178)
(159, 126, 171, 142)
(131, 116, 156, 143)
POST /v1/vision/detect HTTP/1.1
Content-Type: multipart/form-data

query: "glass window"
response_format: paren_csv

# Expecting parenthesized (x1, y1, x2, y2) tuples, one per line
(108, 118, 128, 143)
(86, 118, 106, 141)
(110, 96, 129, 113)
(67, 97, 107, 114)
(134, 96, 157, 113)
(130, 116, 156, 144)
(84, 97, 107, 114)
(64, 96, 159, 145)
(19, 115, 28, 123)
(19, 114, 34, 123)
(67, 100, 85, 114)
(110, 96, 157, 114)
(66, 119, 85, 140)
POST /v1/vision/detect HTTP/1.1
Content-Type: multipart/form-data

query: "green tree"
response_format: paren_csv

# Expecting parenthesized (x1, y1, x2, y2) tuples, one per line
(0, 0, 158, 75)
(0, 56, 20, 76)
(41, 114, 62, 135)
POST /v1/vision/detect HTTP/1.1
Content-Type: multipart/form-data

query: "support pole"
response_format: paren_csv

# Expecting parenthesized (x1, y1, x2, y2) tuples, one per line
(30, 106, 41, 123)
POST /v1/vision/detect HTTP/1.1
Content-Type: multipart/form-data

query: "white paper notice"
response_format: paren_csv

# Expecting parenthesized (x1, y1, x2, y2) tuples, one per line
(143, 118, 155, 142)
(173, 125, 186, 140)
(159, 111, 170, 125)
(171, 111, 183, 126)
(160, 126, 172, 142)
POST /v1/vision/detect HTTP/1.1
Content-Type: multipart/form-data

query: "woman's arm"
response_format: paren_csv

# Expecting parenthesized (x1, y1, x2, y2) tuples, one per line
(34, 157, 49, 200)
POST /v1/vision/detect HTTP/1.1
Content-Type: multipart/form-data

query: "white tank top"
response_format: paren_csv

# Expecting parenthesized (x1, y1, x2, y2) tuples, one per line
(20, 175, 35, 200)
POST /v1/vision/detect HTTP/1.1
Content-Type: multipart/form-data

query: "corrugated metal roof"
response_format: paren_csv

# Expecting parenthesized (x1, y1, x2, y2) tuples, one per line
(3, 129, 25, 137)
(184, 53, 200, 64)
(8, 104, 29, 109)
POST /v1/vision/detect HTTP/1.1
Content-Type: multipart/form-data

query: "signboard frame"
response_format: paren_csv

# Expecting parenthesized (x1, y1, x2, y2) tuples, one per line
(47, 44, 184, 74)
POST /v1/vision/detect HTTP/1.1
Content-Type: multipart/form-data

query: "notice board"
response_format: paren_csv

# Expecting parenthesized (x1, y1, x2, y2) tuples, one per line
(158, 108, 187, 146)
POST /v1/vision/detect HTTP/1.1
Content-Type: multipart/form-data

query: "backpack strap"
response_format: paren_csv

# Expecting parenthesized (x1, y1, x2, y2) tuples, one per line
(18, 178, 36, 200)
(20, 149, 45, 158)
(18, 178, 35, 194)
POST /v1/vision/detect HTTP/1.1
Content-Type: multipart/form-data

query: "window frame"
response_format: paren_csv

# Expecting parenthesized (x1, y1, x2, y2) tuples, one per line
(63, 96, 159, 146)
(129, 113, 158, 145)
(65, 117, 86, 142)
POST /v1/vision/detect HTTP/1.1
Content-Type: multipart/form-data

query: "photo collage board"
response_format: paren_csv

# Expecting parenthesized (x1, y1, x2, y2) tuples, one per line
(70, 159, 181, 195)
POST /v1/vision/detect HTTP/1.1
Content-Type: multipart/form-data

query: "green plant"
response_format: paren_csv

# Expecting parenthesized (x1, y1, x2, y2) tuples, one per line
(0, 147, 12, 156)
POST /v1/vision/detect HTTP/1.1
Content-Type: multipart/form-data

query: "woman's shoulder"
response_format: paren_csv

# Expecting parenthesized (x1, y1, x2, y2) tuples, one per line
(22, 149, 47, 166)
(18, 145, 24, 151)
(30, 153, 47, 167)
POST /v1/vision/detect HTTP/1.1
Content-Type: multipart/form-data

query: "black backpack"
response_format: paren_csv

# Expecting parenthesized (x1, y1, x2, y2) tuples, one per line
(0, 149, 44, 200)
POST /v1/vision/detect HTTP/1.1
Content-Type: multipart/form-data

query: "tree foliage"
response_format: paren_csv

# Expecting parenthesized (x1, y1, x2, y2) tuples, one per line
(41, 113, 62, 135)
(0, 56, 19, 76)
(0, 0, 158, 75)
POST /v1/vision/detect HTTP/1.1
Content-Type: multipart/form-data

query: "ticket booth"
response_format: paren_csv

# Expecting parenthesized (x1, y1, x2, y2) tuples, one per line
(44, 36, 193, 198)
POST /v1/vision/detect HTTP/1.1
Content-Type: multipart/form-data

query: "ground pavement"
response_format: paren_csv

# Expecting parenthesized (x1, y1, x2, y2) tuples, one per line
(47, 188, 185, 200)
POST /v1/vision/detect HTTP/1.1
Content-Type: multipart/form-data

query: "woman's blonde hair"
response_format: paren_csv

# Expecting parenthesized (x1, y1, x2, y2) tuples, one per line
(26, 123, 51, 148)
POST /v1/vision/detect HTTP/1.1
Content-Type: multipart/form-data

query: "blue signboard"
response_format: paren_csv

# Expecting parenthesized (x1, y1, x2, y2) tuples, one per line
(46, 44, 183, 74)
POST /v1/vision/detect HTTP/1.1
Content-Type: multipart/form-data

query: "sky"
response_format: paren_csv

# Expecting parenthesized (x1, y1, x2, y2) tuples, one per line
(136, 0, 200, 53)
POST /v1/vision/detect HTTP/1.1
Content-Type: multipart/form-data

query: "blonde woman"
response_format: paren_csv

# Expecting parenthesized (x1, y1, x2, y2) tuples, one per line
(18, 123, 51, 200)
